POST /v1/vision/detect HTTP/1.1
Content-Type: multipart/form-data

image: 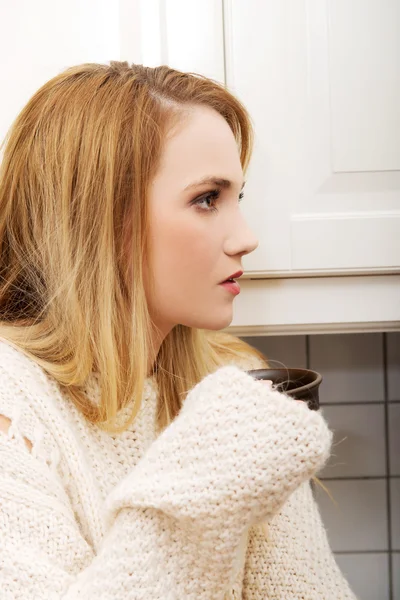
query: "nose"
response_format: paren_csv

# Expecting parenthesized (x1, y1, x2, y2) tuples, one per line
(223, 212, 259, 257)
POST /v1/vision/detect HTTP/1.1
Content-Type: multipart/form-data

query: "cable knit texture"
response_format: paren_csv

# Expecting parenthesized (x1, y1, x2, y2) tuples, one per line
(0, 339, 357, 599)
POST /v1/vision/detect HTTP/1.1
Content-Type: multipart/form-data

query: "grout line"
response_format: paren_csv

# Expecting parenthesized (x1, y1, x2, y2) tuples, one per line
(383, 332, 393, 600)
(334, 550, 389, 555)
(321, 401, 386, 406)
(319, 475, 400, 481)
(305, 334, 310, 370)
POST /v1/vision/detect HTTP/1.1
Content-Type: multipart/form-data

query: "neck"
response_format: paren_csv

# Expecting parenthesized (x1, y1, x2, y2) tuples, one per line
(146, 320, 173, 378)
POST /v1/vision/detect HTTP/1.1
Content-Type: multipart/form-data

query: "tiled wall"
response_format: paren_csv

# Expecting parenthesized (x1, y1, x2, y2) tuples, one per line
(239, 332, 399, 600)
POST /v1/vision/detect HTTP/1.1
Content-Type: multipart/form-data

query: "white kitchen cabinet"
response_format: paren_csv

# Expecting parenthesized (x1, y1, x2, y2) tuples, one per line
(223, 0, 400, 277)
(227, 274, 400, 337)
(221, 0, 400, 333)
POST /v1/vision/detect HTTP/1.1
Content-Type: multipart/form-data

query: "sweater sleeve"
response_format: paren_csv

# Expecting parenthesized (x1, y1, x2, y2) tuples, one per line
(242, 480, 358, 599)
(0, 364, 333, 600)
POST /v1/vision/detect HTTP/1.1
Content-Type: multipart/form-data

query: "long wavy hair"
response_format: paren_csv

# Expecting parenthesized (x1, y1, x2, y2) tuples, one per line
(0, 62, 330, 520)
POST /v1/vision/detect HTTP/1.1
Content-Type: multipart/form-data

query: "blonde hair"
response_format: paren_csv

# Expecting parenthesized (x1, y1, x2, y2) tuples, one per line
(0, 61, 330, 521)
(0, 60, 256, 432)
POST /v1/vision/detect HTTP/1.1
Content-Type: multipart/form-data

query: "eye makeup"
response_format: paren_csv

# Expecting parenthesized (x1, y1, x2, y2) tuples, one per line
(192, 189, 245, 213)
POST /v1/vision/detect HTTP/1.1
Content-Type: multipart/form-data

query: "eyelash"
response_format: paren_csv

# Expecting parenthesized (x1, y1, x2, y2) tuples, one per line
(194, 189, 245, 213)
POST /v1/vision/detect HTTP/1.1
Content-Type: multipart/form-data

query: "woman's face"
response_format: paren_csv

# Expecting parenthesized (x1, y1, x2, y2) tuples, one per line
(146, 105, 259, 339)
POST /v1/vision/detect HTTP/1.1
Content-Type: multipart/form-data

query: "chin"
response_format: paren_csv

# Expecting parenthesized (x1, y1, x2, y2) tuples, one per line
(189, 314, 233, 331)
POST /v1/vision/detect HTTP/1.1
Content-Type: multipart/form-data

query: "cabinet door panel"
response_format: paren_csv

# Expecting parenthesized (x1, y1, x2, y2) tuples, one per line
(0, 0, 120, 149)
(225, 0, 400, 275)
(119, 0, 225, 83)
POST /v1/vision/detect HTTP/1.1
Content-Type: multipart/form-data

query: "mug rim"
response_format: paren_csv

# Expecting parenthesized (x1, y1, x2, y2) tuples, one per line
(246, 367, 322, 394)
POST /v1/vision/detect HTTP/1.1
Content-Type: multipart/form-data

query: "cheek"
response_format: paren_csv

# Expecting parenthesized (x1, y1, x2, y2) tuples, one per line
(152, 213, 216, 276)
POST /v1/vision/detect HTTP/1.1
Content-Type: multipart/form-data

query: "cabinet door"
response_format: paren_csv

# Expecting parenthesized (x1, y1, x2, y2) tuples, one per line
(0, 0, 121, 148)
(119, 0, 225, 84)
(224, 0, 400, 276)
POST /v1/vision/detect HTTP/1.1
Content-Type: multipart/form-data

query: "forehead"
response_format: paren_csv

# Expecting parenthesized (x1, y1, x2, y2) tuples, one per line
(155, 106, 243, 188)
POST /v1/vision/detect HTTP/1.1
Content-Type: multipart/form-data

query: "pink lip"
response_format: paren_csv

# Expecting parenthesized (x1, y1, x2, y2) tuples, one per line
(219, 270, 244, 284)
(219, 281, 241, 295)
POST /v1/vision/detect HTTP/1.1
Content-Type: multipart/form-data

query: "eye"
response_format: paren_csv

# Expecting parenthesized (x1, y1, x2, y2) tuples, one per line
(193, 189, 220, 212)
(193, 189, 245, 213)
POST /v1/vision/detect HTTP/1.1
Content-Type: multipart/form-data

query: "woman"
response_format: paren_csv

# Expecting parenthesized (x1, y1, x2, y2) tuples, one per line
(0, 61, 356, 598)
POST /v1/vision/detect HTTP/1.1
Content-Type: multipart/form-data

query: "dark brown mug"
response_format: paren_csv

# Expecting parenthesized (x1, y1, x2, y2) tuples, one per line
(246, 368, 322, 411)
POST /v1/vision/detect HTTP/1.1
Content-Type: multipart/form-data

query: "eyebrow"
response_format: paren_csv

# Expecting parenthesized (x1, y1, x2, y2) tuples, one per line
(184, 177, 246, 191)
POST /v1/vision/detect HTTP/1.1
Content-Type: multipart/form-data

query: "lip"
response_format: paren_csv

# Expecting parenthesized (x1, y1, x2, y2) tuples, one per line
(220, 270, 243, 284)
(219, 280, 241, 295)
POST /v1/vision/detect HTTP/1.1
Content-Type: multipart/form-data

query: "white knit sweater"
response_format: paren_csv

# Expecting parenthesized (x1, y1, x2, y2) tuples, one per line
(0, 339, 357, 599)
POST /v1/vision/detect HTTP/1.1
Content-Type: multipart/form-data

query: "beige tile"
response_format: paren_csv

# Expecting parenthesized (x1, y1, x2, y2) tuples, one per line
(319, 404, 386, 478)
(387, 332, 400, 401)
(240, 335, 307, 369)
(393, 553, 400, 600)
(310, 333, 385, 403)
(313, 479, 388, 551)
(391, 479, 400, 551)
(389, 404, 400, 476)
(335, 553, 389, 600)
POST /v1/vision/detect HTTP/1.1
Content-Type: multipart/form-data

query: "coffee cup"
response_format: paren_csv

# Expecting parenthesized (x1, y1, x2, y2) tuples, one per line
(246, 367, 322, 411)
